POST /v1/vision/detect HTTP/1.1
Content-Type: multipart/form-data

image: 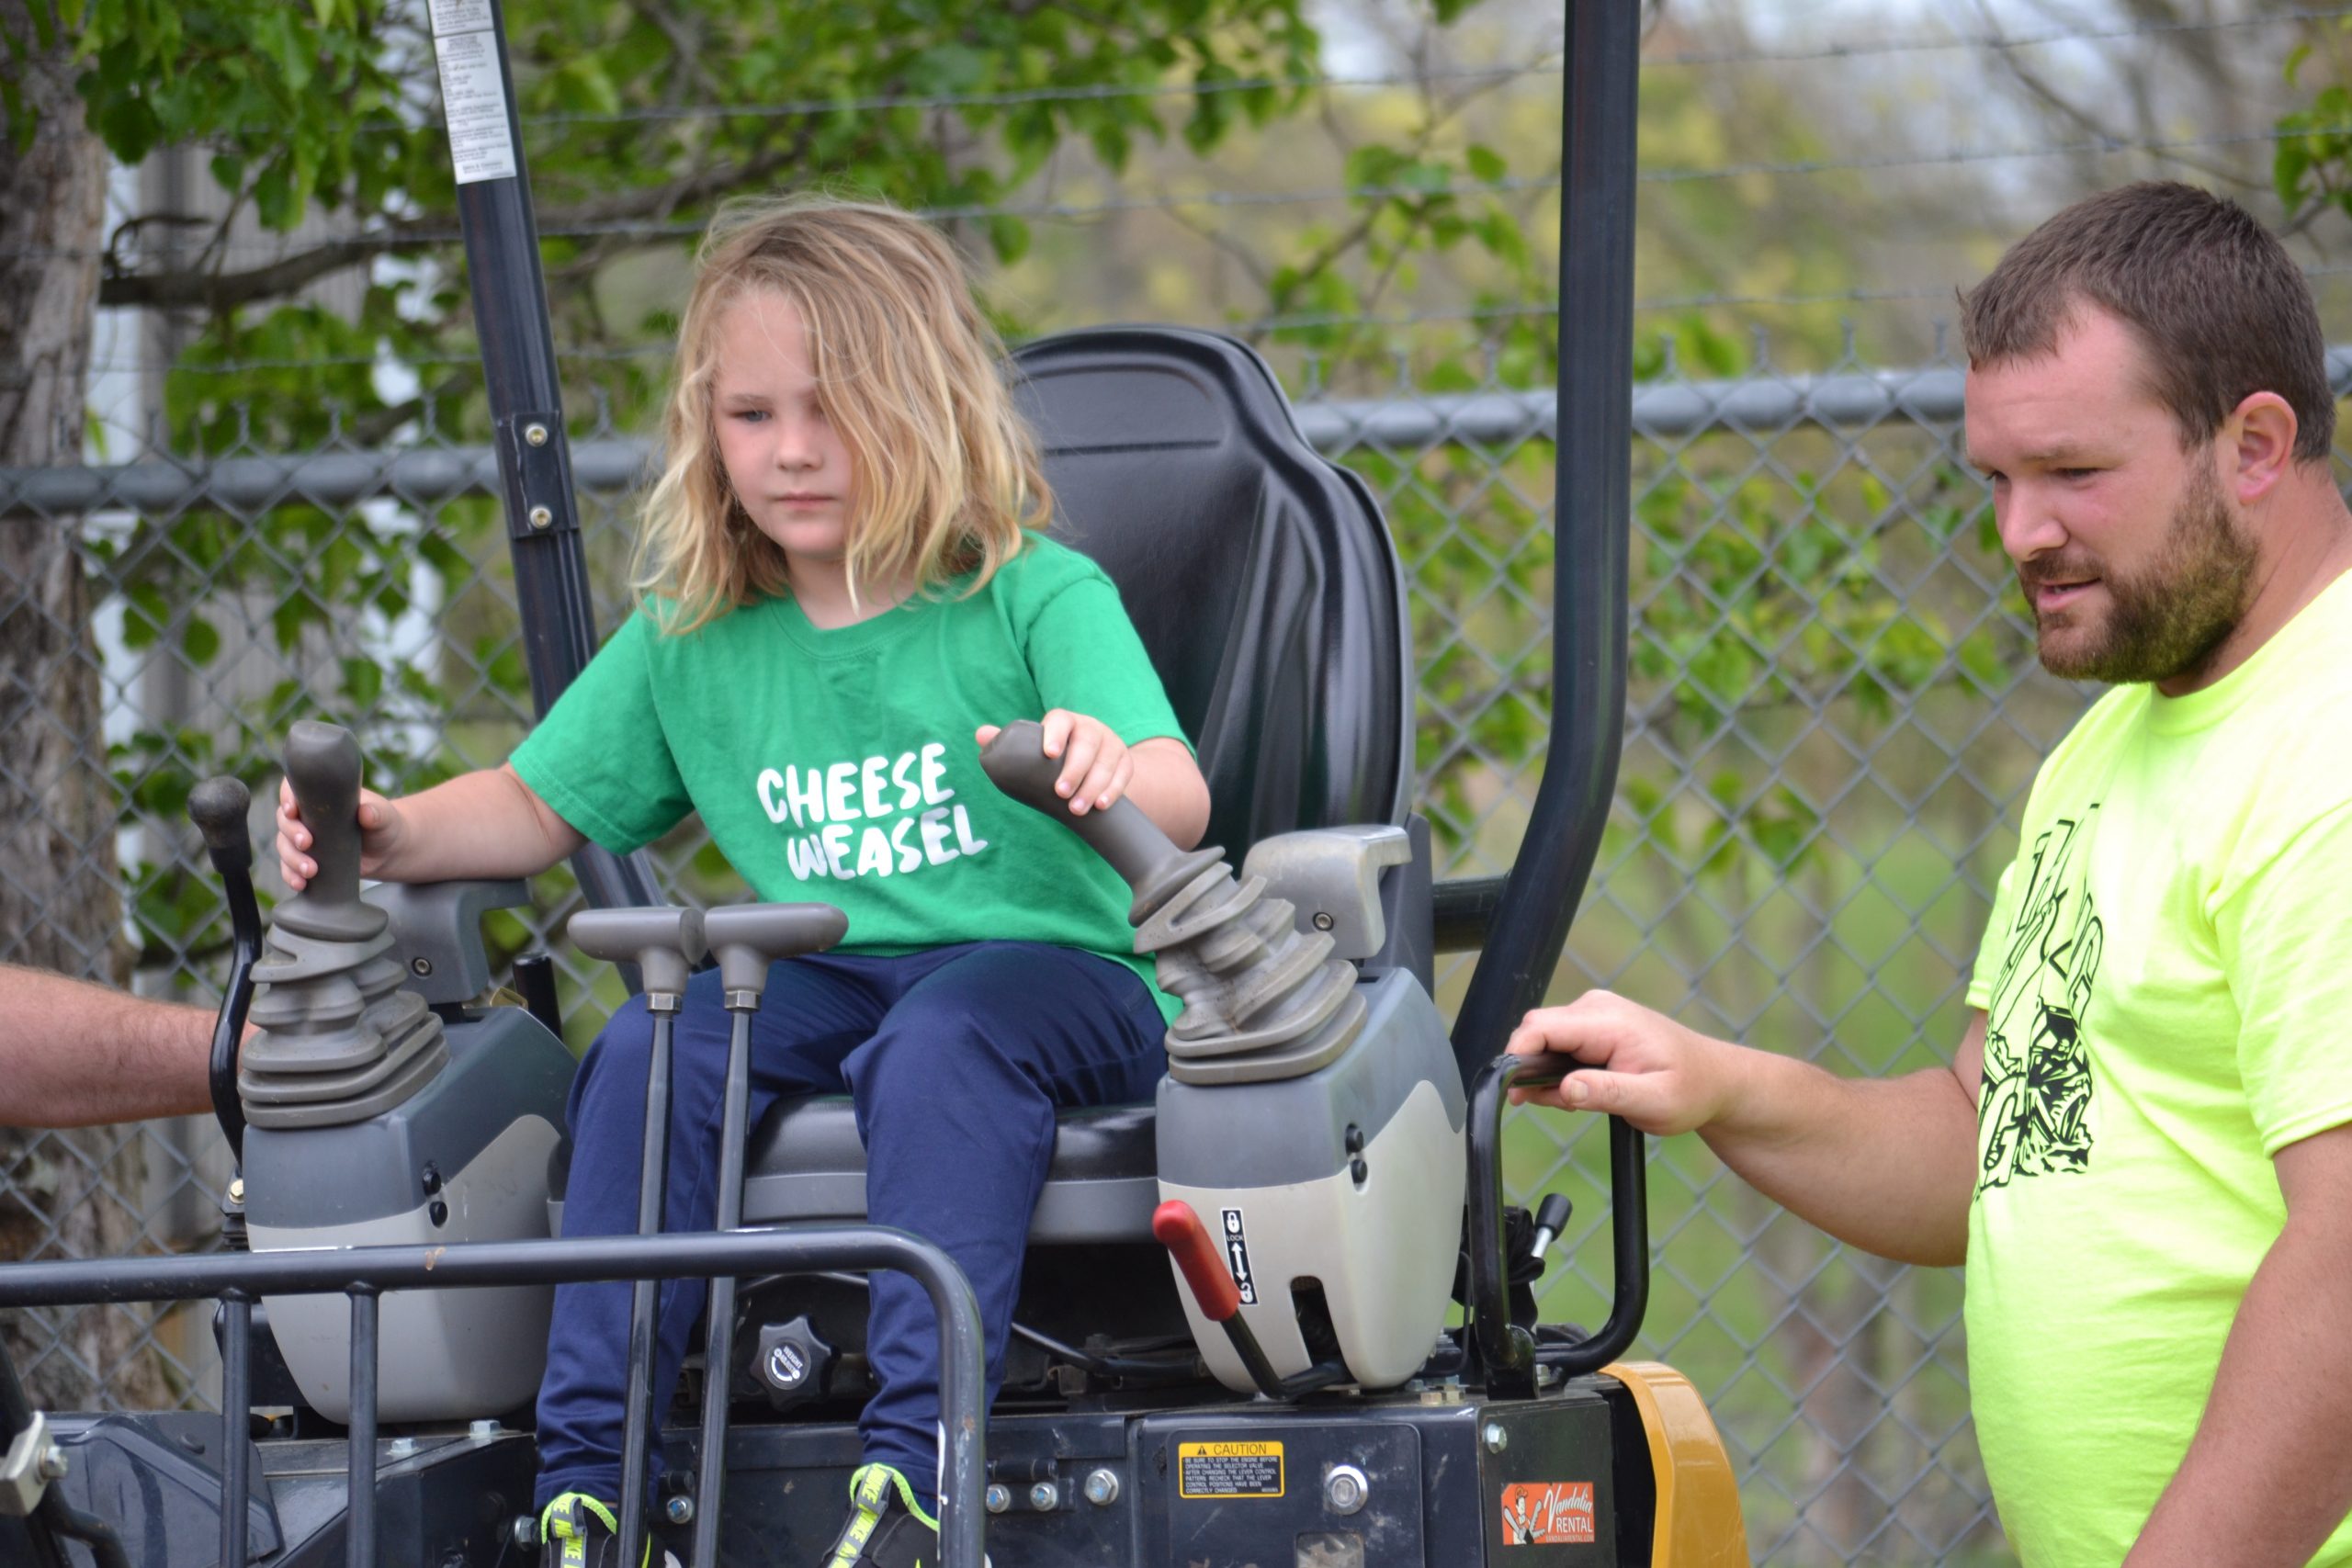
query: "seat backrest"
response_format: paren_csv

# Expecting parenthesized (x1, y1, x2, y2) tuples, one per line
(1010, 328, 1410, 852)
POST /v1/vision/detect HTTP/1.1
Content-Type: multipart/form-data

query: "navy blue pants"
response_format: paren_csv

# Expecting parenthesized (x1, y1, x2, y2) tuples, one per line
(533, 941, 1166, 1514)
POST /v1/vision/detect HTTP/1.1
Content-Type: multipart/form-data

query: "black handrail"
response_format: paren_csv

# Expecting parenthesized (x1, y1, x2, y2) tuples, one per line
(1465, 1056, 1649, 1399)
(0, 1227, 989, 1568)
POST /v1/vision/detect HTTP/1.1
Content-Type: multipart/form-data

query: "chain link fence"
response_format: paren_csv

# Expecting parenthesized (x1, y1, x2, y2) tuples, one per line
(3, 338, 2177, 1564)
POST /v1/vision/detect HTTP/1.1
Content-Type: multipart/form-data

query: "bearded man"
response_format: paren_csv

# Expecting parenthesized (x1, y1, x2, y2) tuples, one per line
(1509, 181, 2352, 1567)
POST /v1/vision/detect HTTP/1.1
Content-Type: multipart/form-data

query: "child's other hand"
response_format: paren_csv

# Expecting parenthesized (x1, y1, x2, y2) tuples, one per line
(975, 710, 1132, 817)
(277, 774, 403, 891)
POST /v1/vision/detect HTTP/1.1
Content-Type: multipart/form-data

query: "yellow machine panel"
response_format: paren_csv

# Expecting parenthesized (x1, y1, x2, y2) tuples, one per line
(1604, 1361, 1750, 1567)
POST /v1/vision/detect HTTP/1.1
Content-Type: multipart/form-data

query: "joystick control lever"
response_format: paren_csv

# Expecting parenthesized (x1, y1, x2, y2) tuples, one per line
(187, 777, 262, 1162)
(239, 722, 445, 1128)
(976, 726, 1201, 892)
(979, 720, 1365, 1087)
(279, 720, 376, 941)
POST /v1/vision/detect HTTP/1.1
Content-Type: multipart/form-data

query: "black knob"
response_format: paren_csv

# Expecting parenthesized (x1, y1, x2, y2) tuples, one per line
(187, 776, 254, 872)
(1529, 1193, 1574, 1263)
(754, 1315, 834, 1412)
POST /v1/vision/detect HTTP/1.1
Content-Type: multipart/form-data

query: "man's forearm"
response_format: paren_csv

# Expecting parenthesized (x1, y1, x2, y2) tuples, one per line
(2125, 1156, 2352, 1565)
(1511, 998, 1984, 1265)
(0, 964, 217, 1127)
(1702, 1044, 1979, 1266)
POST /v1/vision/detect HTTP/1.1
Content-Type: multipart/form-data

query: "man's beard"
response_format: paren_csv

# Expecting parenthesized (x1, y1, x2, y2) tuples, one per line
(2023, 464, 2258, 685)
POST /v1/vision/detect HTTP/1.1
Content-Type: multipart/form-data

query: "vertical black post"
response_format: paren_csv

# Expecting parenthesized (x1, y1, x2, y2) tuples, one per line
(616, 1006, 677, 1565)
(426, 0, 661, 912)
(221, 1292, 252, 1568)
(1449, 0, 1638, 1077)
(346, 1288, 379, 1568)
(689, 1006, 756, 1567)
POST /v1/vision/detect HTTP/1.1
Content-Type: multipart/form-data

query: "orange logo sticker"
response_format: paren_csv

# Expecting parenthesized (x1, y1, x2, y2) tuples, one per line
(1499, 1482, 1595, 1546)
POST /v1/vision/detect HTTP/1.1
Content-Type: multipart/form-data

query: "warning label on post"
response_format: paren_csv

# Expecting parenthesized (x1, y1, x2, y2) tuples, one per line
(1177, 1440, 1284, 1499)
(426, 0, 493, 35)
(431, 23, 518, 185)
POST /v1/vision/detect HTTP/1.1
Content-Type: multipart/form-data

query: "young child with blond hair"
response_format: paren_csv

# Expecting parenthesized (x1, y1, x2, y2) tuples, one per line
(277, 194, 1206, 1568)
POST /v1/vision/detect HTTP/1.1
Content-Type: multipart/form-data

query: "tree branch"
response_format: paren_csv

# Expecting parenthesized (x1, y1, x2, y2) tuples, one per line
(98, 133, 814, 313)
(1967, 0, 2254, 191)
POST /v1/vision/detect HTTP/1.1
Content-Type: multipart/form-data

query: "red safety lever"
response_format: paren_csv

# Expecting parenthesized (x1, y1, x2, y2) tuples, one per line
(1154, 1199, 1286, 1396)
(1153, 1200, 1241, 1321)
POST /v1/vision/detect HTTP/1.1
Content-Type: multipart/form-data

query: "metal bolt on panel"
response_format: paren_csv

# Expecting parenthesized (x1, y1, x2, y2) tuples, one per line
(1324, 1463, 1370, 1516)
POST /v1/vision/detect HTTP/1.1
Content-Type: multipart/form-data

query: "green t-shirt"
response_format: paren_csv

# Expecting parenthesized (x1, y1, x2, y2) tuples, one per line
(511, 535, 1188, 1019)
(1963, 570, 2352, 1568)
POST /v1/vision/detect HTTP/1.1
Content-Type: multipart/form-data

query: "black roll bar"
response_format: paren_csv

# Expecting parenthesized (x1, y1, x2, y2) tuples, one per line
(1448, 0, 1640, 1075)
(1448, 0, 1649, 1389)
(431, 0, 662, 914)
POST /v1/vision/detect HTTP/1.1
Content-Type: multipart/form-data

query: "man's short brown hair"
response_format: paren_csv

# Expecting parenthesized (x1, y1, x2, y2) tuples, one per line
(1961, 181, 2335, 463)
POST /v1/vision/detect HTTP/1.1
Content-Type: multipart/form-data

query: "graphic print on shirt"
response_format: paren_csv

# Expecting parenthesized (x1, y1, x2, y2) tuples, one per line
(752, 742, 990, 883)
(1976, 807, 2102, 1194)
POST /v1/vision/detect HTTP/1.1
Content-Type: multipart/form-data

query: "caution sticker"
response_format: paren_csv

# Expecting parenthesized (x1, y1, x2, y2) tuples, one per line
(1177, 1440, 1285, 1499)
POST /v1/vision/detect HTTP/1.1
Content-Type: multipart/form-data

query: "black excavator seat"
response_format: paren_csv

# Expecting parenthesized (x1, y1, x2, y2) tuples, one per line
(734, 326, 1415, 1243)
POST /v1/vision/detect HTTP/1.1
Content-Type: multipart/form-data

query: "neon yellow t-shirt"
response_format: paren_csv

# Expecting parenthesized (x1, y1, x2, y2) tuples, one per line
(1963, 569, 2352, 1568)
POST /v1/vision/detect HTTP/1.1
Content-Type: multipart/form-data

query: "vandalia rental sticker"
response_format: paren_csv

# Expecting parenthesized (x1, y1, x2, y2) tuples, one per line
(1499, 1482, 1595, 1546)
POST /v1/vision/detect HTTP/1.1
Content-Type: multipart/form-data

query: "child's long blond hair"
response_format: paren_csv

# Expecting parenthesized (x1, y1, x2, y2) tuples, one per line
(633, 194, 1051, 632)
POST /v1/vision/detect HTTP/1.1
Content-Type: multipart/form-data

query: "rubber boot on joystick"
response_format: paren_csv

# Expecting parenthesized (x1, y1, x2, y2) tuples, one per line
(238, 721, 446, 1128)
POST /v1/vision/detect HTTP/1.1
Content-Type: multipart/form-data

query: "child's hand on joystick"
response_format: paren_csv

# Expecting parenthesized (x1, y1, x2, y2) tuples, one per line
(976, 707, 1133, 818)
(276, 774, 404, 892)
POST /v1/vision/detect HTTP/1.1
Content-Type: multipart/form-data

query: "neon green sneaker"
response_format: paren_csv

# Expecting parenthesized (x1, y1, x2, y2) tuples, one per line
(537, 1492, 683, 1568)
(818, 1462, 964, 1568)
